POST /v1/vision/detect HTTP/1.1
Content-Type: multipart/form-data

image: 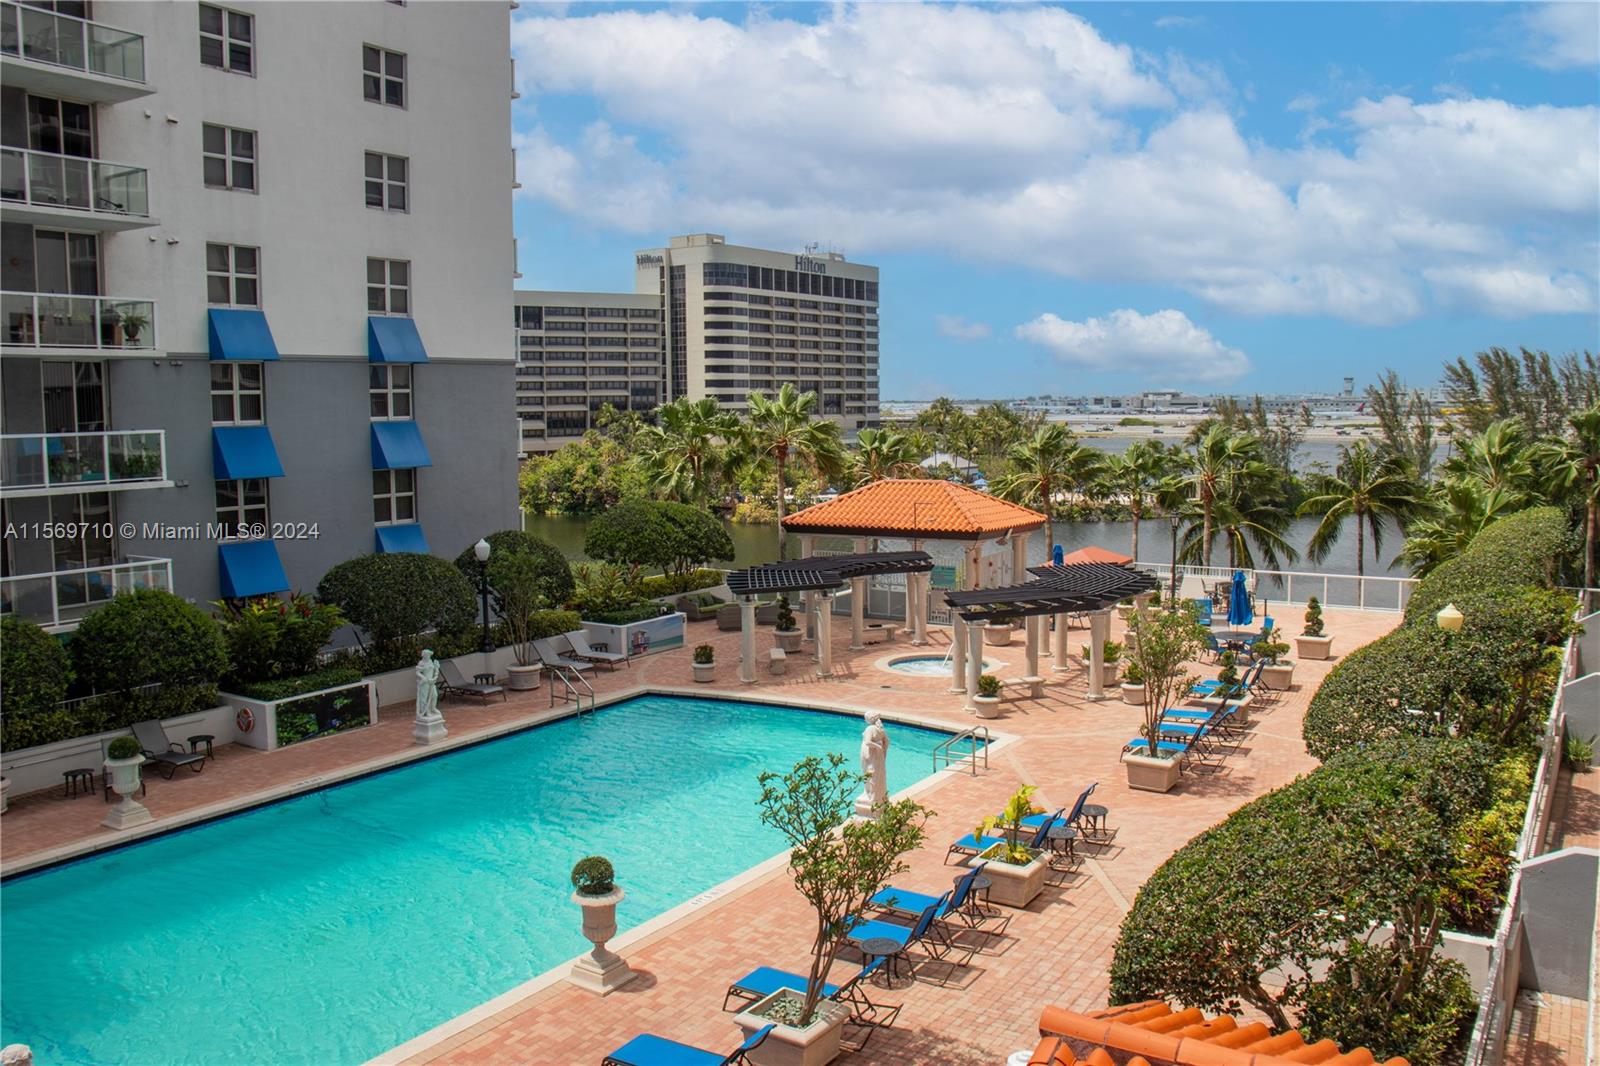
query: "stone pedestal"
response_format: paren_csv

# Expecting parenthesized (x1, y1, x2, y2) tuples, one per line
(853, 795, 881, 820)
(413, 712, 448, 745)
(569, 888, 636, 994)
(101, 757, 151, 830)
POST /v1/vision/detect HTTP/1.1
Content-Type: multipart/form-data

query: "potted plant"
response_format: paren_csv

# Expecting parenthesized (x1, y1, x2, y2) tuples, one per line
(983, 620, 1013, 646)
(773, 595, 803, 653)
(102, 735, 153, 830)
(1119, 658, 1147, 704)
(1253, 628, 1294, 690)
(736, 754, 928, 1066)
(973, 784, 1050, 907)
(973, 672, 1002, 718)
(568, 855, 634, 993)
(120, 309, 148, 345)
(692, 643, 716, 683)
(1122, 607, 1205, 793)
(1296, 597, 1333, 660)
(1115, 598, 1136, 621)
(492, 552, 550, 690)
(1080, 639, 1123, 687)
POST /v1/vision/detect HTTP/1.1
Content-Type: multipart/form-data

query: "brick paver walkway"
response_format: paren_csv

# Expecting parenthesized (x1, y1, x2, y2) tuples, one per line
(1, 608, 1400, 1063)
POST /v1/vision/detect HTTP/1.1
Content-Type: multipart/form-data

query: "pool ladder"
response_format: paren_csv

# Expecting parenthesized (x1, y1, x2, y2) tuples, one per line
(548, 665, 595, 715)
(932, 726, 991, 776)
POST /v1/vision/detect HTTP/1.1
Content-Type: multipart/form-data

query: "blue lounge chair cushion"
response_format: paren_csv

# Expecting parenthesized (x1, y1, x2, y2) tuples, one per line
(949, 832, 998, 854)
(847, 916, 917, 946)
(1163, 707, 1210, 721)
(604, 1034, 728, 1066)
(870, 886, 942, 915)
(729, 966, 840, 1001)
(1125, 736, 1191, 755)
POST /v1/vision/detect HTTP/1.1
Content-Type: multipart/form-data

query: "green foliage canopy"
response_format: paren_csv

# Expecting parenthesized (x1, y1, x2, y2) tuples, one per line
(317, 553, 475, 651)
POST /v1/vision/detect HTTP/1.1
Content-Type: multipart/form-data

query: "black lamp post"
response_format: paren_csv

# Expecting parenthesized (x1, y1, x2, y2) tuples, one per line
(474, 537, 494, 653)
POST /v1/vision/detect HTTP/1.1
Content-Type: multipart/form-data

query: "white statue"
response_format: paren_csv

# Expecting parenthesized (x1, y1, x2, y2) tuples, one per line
(855, 711, 889, 817)
(414, 650, 441, 721)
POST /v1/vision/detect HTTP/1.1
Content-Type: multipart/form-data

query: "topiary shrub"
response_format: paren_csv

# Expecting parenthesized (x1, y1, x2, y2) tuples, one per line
(775, 595, 797, 631)
(693, 643, 714, 665)
(318, 552, 475, 653)
(976, 673, 1001, 698)
(1403, 506, 1571, 625)
(571, 855, 616, 895)
(106, 735, 142, 760)
(453, 530, 574, 614)
(0, 616, 72, 717)
(70, 589, 228, 697)
(1302, 596, 1324, 637)
(584, 500, 734, 575)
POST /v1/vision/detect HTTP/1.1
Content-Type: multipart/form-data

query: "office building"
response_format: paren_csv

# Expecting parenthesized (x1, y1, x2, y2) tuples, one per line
(1, 0, 519, 630)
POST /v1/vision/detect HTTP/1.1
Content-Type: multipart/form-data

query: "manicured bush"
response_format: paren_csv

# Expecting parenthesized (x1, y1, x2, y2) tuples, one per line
(71, 589, 228, 696)
(775, 595, 797, 631)
(586, 603, 669, 626)
(693, 643, 715, 664)
(584, 500, 734, 575)
(453, 530, 574, 613)
(317, 553, 475, 652)
(107, 735, 142, 760)
(216, 594, 343, 687)
(638, 568, 725, 598)
(230, 665, 364, 702)
(571, 855, 615, 895)
(977, 673, 1001, 698)
(1302, 596, 1324, 637)
(527, 609, 582, 641)
(1403, 506, 1570, 625)
(0, 617, 72, 717)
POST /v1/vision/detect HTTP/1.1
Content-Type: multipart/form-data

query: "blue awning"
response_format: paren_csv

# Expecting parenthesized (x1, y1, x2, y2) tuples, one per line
(212, 426, 285, 480)
(371, 421, 432, 470)
(375, 523, 430, 554)
(368, 316, 429, 363)
(217, 540, 289, 599)
(208, 308, 280, 361)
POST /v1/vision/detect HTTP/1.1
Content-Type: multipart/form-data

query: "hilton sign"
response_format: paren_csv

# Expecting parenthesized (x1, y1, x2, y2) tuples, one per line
(794, 255, 827, 274)
(635, 253, 664, 267)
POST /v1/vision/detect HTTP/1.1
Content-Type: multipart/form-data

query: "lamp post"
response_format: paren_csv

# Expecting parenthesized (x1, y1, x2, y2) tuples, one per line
(1436, 602, 1464, 633)
(474, 537, 494, 653)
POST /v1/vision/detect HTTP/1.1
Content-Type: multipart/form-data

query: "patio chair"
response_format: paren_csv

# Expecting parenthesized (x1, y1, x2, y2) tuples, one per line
(563, 630, 629, 670)
(532, 637, 595, 675)
(1200, 631, 1223, 663)
(945, 810, 1060, 864)
(1189, 598, 1214, 625)
(722, 957, 898, 1032)
(438, 659, 506, 703)
(870, 862, 987, 926)
(845, 894, 950, 975)
(129, 720, 207, 779)
(602, 1024, 775, 1066)
(1187, 661, 1263, 701)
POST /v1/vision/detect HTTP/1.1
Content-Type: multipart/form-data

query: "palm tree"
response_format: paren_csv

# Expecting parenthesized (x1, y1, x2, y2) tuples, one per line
(1441, 418, 1539, 499)
(739, 384, 846, 557)
(1155, 473, 1197, 601)
(913, 397, 961, 449)
(850, 428, 925, 486)
(1179, 477, 1299, 572)
(991, 425, 1102, 558)
(1296, 442, 1424, 578)
(1182, 425, 1268, 567)
(1533, 405, 1600, 587)
(1098, 441, 1173, 561)
(1399, 480, 1524, 575)
(635, 397, 739, 503)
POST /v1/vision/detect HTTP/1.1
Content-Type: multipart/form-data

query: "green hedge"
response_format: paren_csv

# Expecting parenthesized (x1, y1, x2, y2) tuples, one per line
(0, 682, 220, 753)
(527, 609, 582, 640)
(1403, 506, 1570, 624)
(639, 568, 725, 598)
(70, 589, 228, 696)
(0, 617, 72, 717)
(586, 602, 670, 625)
(318, 553, 475, 650)
(228, 666, 365, 702)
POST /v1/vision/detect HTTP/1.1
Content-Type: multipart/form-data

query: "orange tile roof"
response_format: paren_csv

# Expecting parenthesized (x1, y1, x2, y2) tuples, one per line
(1031, 1002, 1407, 1066)
(781, 479, 1047, 540)
(1056, 545, 1134, 565)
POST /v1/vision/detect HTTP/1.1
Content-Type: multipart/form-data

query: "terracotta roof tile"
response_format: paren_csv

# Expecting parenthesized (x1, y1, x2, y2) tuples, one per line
(780, 478, 1047, 539)
(1056, 545, 1135, 565)
(1037, 1002, 1410, 1066)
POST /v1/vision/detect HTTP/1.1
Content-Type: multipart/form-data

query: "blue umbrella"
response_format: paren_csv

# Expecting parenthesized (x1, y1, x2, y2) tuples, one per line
(1227, 570, 1253, 626)
(1052, 543, 1065, 566)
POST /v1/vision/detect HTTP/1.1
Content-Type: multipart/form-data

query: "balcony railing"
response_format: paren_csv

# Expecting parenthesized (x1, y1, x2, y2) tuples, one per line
(1, 555, 171, 630)
(2, 291, 156, 351)
(0, 1, 145, 82)
(0, 146, 149, 217)
(0, 429, 167, 494)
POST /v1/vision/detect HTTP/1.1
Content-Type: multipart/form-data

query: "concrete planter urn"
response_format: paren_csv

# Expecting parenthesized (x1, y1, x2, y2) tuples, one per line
(1259, 662, 1295, 691)
(1122, 751, 1182, 793)
(984, 624, 1013, 646)
(692, 661, 716, 683)
(973, 694, 1001, 719)
(1115, 602, 1136, 621)
(1296, 634, 1333, 660)
(507, 664, 540, 691)
(569, 885, 635, 994)
(101, 751, 152, 830)
(1119, 681, 1147, 705)
(734, 989, 847, 1066)
(974, 844, 1048, 908)
(1098, 662, 1121, 688)
(775, 628, 804, 653)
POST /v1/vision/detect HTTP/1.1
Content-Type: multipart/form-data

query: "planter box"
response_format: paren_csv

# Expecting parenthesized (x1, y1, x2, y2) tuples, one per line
(984, 624, 1013, 646)
(507, 664, 541, 691)
(734, 989, 847, 1066)
(692, 662, 716, 683)
(775, 629, 804, 653)
(974, 694, 1001, 719)
(583, 612, 686, 659)
(222, 680, 377, 753)
(1115, 603, 1136, 621)
(974, 843, 1048, 907)
(1123, 751, 1182, 792)
(1120, 682, 1146, 705)
(1296, 634, 1333, 660)
(1259, 662, 1295, 691)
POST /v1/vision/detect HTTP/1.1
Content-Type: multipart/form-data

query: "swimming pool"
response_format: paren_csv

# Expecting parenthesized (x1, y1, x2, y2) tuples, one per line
(0, 694, 954, 1066)
(884, 654, 994, 676)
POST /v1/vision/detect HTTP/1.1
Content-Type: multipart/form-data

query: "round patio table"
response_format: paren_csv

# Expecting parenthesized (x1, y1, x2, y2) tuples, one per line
(1210, 628, 1256, 650)
(857, 936, 911, 985)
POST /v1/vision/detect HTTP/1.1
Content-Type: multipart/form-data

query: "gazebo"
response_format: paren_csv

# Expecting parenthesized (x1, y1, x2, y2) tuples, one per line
(726, 479, 1048, 688)
(1056, 545, 1133, 566)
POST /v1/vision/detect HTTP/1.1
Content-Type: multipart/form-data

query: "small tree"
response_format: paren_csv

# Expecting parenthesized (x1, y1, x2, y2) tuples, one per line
(977, 784, 1037, 864)
(756, 754, 929, 1027)
(71, 589, 228, 694)
(584, 500, 679, 572)
(1303, 596, 1325, 637)
(317, 553, 475, 653)
(491, 552, 553, 666)
(453, 530, 574, 614)
(1127, 604, 1206, 757)
(775, 595, 797, 632)
(0, 616, 72, 716)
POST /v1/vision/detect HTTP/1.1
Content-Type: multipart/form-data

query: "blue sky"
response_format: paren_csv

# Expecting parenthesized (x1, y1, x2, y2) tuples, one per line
(509, 2, 1599, 399)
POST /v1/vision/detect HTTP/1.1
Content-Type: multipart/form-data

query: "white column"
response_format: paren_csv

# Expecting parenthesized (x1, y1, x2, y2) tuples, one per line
(849, 576, 866, 650)
(912, 572, 929, 646)
(1051, 612, 1071, 672)
(905, 539, 922, 630)
(1087, 608, 1111, 700)
(816, 593, 834, 677)
(964, 621, 984, 714)
(800, 535, 817, 639)
(1024, 613, 1042, 696)
(738, 597, 757, 684)
(1011, 530, 1028, 587)
(950, 615, 968, 692)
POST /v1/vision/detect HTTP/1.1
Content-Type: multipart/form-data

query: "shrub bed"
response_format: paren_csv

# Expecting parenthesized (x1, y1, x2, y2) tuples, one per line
(585, 602, 670, 626)
(1402, 506, 1570, 624)
(229, 665, 365, 702)
(639, 568, 725, 598)
(0, 617, 72, 718)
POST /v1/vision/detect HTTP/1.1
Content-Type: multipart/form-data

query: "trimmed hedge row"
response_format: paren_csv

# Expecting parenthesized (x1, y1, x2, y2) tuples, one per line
(1402, 506, 1570, 624)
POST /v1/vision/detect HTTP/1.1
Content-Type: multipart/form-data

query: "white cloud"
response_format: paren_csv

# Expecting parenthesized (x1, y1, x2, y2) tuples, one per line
(1015, 309, 1251, 383)
(1154, 15, 1204, 30)
(511, 6, 1600, 324)
(1424, 266, 1596, 317)
(934, 314, 992, 341)
(1521, 3, 1600, 69)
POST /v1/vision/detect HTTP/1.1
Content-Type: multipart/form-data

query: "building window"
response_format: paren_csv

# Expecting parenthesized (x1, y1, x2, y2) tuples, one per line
(199, 4, 253, 73)
(370, 364, 413, 420)
(206, 244, 259, 307)
(215, 478, 269, 538)
(364, 152, 408, 211)
(363, 46, 406, 107)
(373, 468, 416, 525)
(211, 362, 264, 424)
(202, 124, 256, 191)
(366, 258, 410, 315)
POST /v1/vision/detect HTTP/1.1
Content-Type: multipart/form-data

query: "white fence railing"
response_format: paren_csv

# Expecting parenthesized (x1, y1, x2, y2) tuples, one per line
(0, 0, 146, 82)
(1145, 563, 1419, 613)
(0, 429, 167, 493)
(0, 555, 171, 630)
(0, 146, 149, 217)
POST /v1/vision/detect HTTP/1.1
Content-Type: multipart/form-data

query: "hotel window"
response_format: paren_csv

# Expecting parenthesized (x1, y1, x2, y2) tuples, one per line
(211, 362, 264, 424)
(367, 258, 410, 314)
(369, 365, 413, 420)
(215, 478, 269, 538)
(363, 46, 406, 107)
(373, 469, 416, 525)
(364, 152, 408, 211)
(206, 243, 259, 306)
(202, 124, 256, 191)
(199, 4, 253, 73)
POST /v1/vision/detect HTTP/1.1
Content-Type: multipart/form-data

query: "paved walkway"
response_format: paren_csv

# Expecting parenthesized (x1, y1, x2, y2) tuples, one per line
(0, 608, 1400, 1063)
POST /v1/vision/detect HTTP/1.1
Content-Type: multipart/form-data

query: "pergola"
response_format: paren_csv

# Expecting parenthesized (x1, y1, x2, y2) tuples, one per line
(945, 561, 1160, 703)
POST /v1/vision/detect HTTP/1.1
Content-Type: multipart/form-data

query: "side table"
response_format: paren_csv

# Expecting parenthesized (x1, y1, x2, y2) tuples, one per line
(187, 734, 216, 763)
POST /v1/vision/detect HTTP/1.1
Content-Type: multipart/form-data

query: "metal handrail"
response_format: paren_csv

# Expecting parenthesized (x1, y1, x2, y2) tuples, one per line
(0, 1, 147, 82)
(0, 145, 150, 217)
(1146, 563, 1419, 613)
(0, 428, 167, 492)
(1, 290, 158, 351)
(0, 555, 173, 630)
(933, 725, 991, 775)
(546, 664, 594, 714)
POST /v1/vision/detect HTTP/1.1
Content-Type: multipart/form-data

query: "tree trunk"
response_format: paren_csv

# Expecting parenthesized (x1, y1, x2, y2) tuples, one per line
(1202, 491, 1214, 568)
(1169, 523, 1179, 601)
(775, 449, 789, 558)
(1356, 512, 1366, 580)
(1042, 476, 1055, 557)
(1130, 504, 1141, 561)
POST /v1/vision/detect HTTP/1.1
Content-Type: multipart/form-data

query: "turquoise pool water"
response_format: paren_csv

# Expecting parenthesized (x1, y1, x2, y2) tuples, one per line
(0, 695, 953, 1066)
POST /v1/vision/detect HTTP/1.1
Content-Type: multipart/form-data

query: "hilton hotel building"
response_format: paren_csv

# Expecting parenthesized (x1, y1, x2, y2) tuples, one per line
(517, 233, 880, 452)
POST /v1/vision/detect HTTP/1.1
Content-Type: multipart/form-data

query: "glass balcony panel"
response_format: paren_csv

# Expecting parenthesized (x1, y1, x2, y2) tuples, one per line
(20, 5, 84, 69)
(88, 22, 143, 81)
(48, 432, 105, 485)
(95, 161, 147, 215)
(0, 3, 145, 82)
(0, 147, 23, 201)
(107, 431, 162, 481)
(1, 293, 155, 350)
(1, 436, 44, 488)
(28, 151, 92, 209)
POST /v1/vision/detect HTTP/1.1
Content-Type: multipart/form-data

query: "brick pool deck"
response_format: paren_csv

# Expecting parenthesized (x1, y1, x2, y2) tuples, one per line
(1, 608, 1401, 1064)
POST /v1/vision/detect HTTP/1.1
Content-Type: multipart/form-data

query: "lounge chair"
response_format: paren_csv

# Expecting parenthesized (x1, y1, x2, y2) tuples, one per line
(845, 895, 949, 975)
(563, 630, 629, 670)
(532, 637, 595, 675)
(438, 659, 506, 703)
(602, 1024, 774, 1066)
(1187, 661, 1263, 701)
(721, 958, 899, 1032)
(871, 862, 986, 925)
(129, 720, 207, 779)
(945, 811, 1059, 864)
